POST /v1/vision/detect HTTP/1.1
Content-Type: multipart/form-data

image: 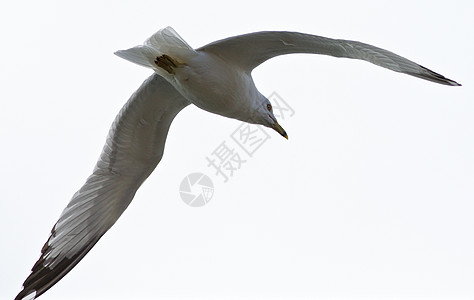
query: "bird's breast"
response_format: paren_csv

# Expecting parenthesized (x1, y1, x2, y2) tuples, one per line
(170, 52, 255, 120)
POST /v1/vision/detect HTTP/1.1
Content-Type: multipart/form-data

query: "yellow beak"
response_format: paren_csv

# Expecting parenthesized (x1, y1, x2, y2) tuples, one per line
(272, 122, 288, 139)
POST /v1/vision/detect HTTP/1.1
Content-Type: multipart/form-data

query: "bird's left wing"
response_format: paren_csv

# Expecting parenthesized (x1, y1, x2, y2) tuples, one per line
(15, 74, 190, 300)
(198, 31, 460, 86)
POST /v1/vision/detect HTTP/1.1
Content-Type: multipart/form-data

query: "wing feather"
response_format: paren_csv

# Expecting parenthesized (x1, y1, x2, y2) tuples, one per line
(199, 31, 460, 86)
(15, 74, 189, 300)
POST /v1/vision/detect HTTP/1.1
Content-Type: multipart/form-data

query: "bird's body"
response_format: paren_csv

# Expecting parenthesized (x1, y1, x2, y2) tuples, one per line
(168, 51, 260, 121)
(15, 27, 460, 300)
(115, 28, 268, 124)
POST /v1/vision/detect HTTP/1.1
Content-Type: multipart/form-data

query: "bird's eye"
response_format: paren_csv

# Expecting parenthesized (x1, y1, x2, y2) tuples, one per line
(266, 104, 272, 111)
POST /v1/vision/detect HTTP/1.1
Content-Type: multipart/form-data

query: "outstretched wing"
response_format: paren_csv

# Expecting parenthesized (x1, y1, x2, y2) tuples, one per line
(15, 74, 190, 300)
(198, 31, 460, 86)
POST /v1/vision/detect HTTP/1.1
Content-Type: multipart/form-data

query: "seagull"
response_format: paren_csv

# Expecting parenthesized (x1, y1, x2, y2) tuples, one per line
(15, 26, 460, 300)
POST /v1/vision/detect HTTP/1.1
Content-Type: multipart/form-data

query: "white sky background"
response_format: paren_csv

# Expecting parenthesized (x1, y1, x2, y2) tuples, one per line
(1, 1, 473, 299)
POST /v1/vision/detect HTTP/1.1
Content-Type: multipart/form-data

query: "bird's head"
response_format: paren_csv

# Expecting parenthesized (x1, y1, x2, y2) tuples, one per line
(251, 95, 288, 139)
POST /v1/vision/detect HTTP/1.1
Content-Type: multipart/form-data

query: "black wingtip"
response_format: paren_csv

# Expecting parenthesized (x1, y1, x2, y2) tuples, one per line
(417, 65, 461, 86)
(14, 289, 36, 300)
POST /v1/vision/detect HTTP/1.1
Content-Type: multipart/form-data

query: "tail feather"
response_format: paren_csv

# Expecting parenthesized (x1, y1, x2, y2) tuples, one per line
(114, 45, 158, 69)
(145, 26, 193, 53)
(115, 26, 196, 71)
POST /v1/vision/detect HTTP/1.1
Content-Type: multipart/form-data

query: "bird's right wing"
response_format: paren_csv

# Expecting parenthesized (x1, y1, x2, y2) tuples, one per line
(198, 31, 460, 86)
(15, 74, 190, 300)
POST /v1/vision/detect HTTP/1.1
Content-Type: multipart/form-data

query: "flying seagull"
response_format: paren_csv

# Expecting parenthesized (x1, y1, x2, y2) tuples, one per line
(15, 26, 460, 300)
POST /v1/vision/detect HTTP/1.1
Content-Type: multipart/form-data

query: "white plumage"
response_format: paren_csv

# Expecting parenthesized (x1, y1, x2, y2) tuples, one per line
(15, 26, 459, 300)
